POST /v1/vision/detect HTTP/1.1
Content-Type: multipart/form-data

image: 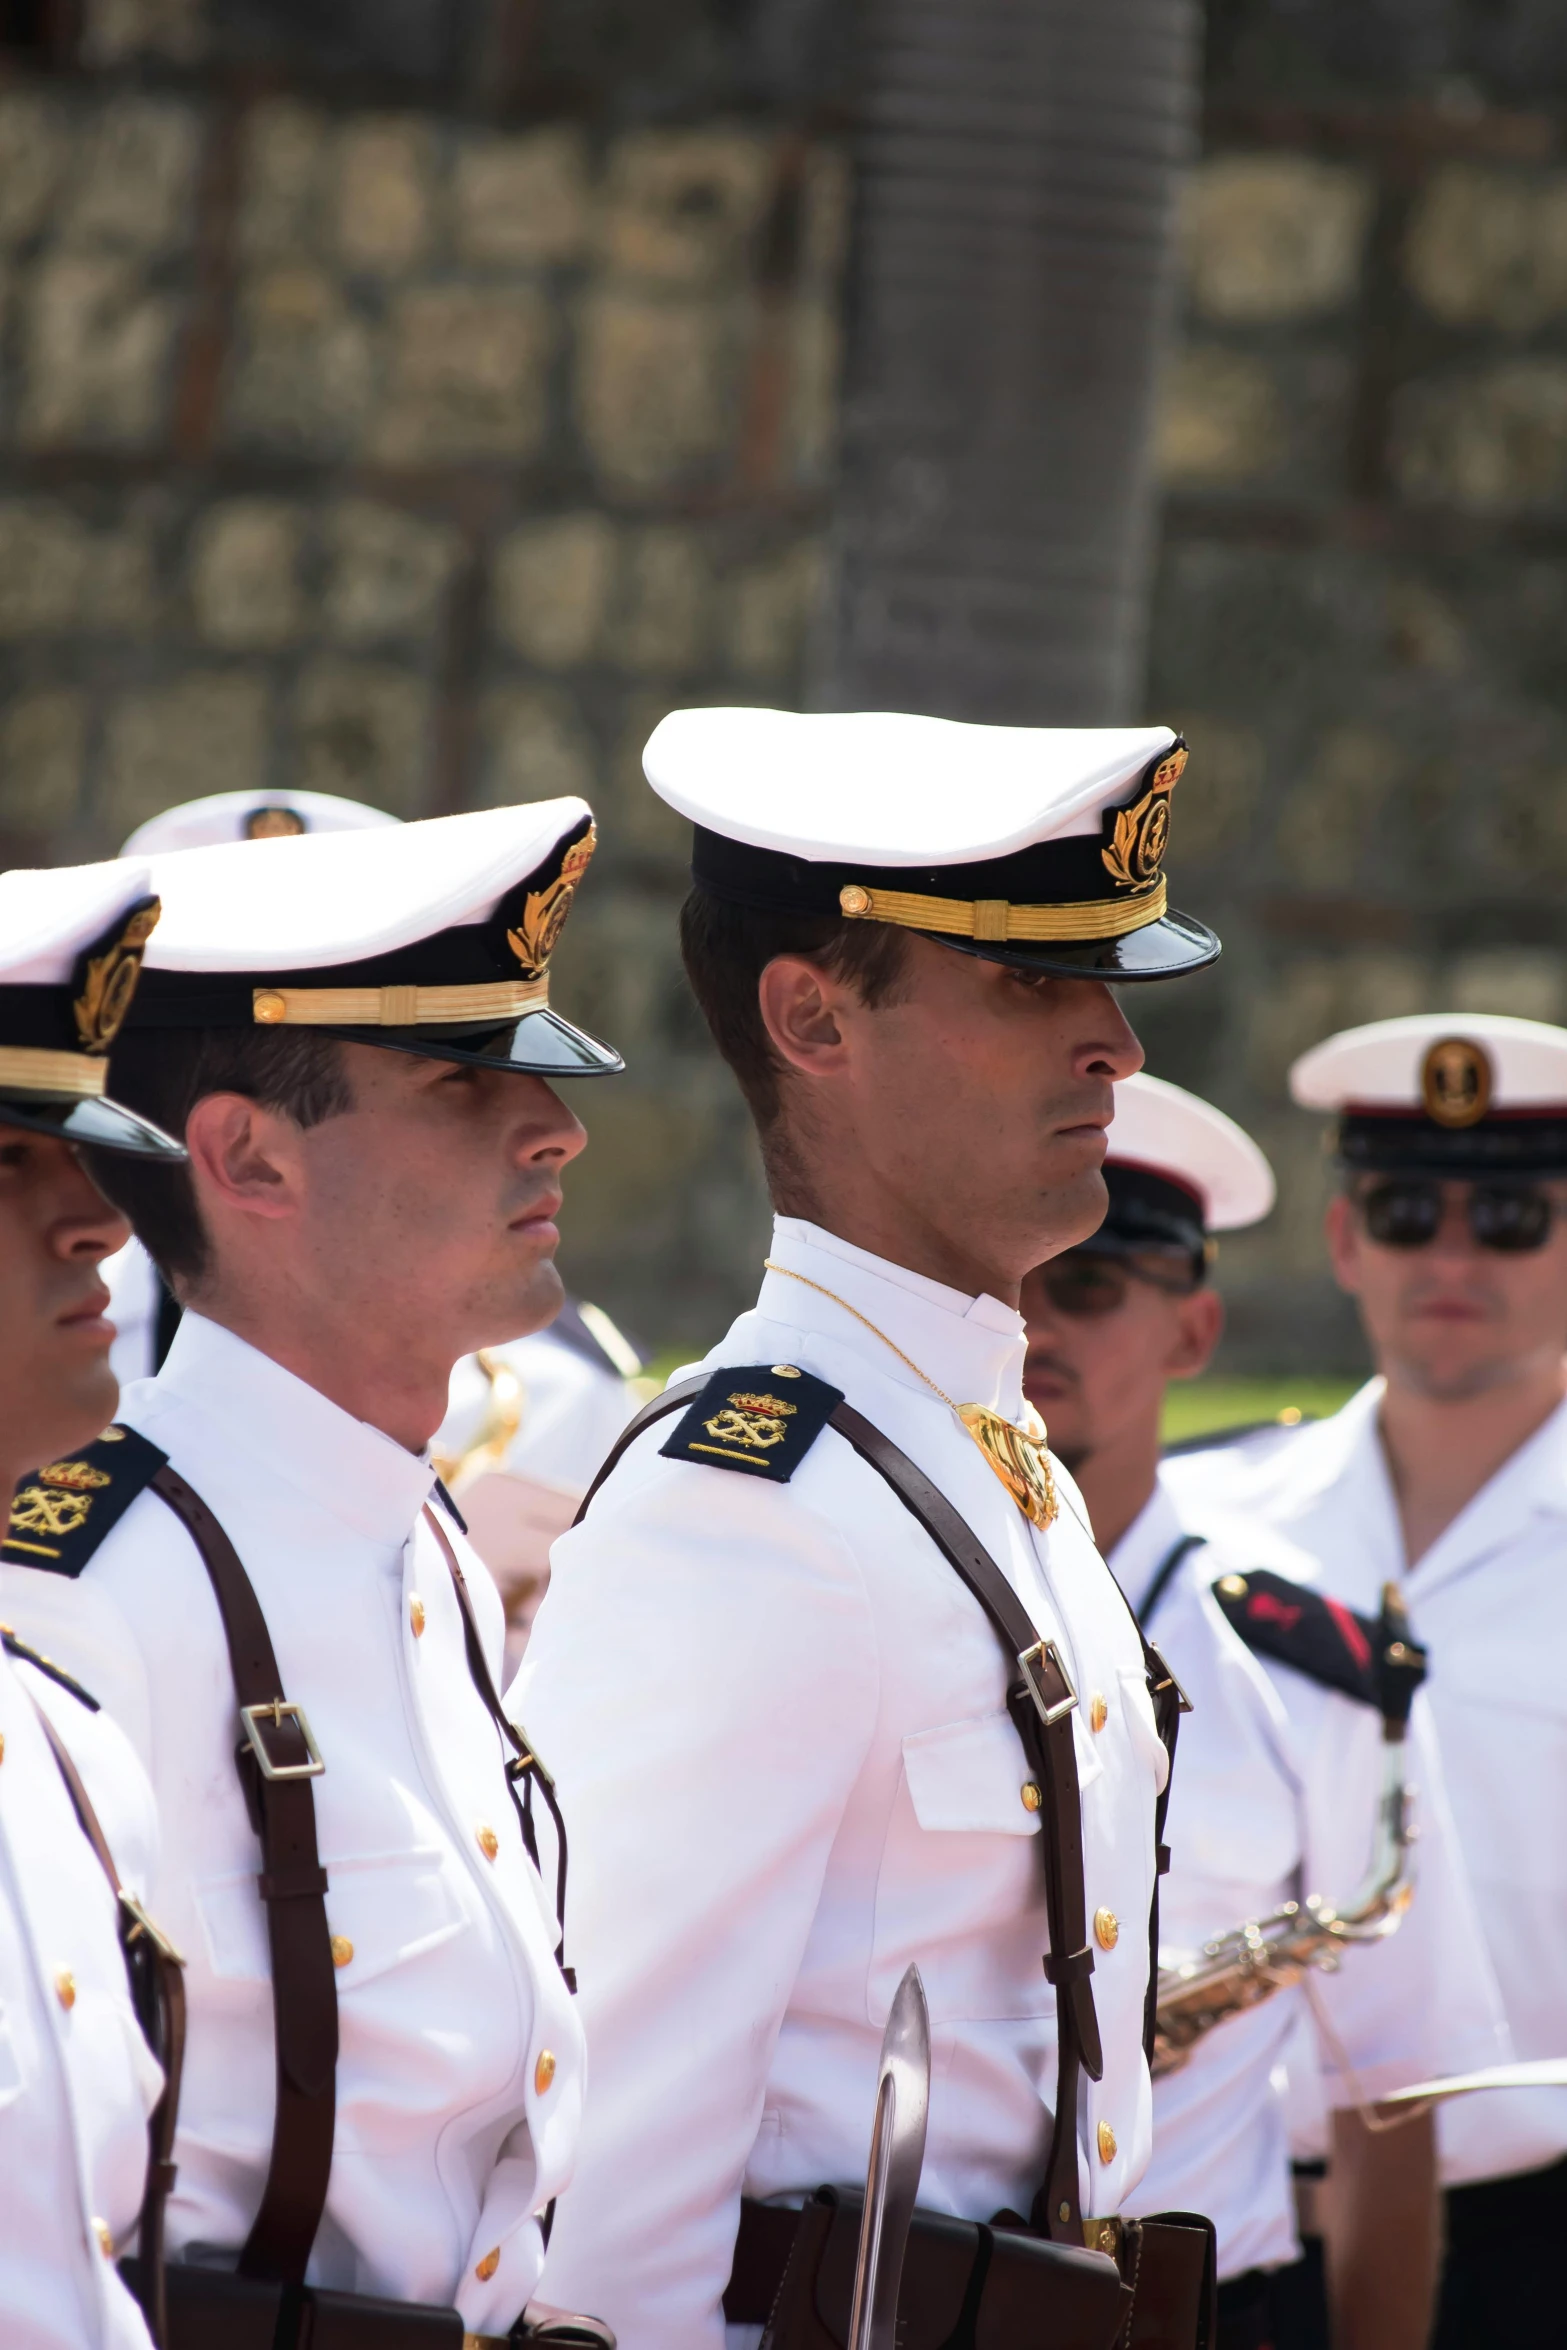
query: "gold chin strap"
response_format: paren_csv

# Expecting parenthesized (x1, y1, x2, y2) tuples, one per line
(837, 876, 1166, 945)
(252, 977, 548, 1028)
(0, 1046, 107, 1098)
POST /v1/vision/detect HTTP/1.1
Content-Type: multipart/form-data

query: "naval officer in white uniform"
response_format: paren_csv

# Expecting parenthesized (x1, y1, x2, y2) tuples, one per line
(0, 859, 185, 2350)
(1, 806, 624, 2345)
(1020, 1073, 1509, 2350)
(102, 787, 641, 1671)
(518, 710, 1222, 2350)
(1163, 1012, 1567, 2348)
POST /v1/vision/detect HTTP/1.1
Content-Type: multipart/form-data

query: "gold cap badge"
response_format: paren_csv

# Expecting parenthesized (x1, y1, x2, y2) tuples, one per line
(1421, 1037, 1492, 1129)
(73, 898, 160, 1056)
(507, 826, 597, 981)
(1102, 745, 1186, 893)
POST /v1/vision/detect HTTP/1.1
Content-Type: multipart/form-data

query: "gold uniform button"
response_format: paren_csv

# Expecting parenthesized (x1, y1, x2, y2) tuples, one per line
(1217, 1574, 1248, 1602)
(253, 989, 288, 1024)
(93, 2217, 114, 2258)
(331, 1936, 354, 1968)
(475, 2246, 501, 2282)
(1020, 1780, 1042, 1813)
(1097, 2120, 1118, 2165)
(839, 884, 872, 916)
(1094, 1907, 1119, 1952)
(1089, 1692, 1108, 1734)
(535, 2048, 557, 2095)
(409, 1594, 426, 1638)
(771, 1365, 802, 1378)
(476, 1826, 499, 1862)
(0, 1729, 6, 1764)
(55, 1968, 76, 2011)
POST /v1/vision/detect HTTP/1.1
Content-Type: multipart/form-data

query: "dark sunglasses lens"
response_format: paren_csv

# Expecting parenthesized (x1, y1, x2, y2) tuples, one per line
(1042, 1258, 1128, 1317)
(1470, 1187, 1554, 1252)
(1362, 1181, 1442, 1247)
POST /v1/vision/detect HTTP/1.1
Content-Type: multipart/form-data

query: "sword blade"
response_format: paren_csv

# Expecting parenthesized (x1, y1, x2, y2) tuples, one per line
(847, 1964, 931, 2350)
(1381, 2056, 1567, 2106)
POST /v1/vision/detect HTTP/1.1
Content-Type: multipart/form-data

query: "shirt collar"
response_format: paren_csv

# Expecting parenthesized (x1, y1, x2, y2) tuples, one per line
(1109, 1481, 1185, 1617)
(759, 1217, 1026, 1416)
(155, 1311, 437, 1541)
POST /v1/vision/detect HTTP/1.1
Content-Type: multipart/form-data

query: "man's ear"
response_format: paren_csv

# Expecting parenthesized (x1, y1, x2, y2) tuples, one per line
(756, 955, 854, 1082)
(182, 1092, 303, 1226)
(1165, 1282, 1225, 1381)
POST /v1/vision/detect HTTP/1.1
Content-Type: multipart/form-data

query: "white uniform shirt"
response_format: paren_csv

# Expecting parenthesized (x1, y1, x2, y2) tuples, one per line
(516, 1217, 1171, 2350)
(1165, 1384, 1567, 2188)
(440, 1332, 637, 1500)
(0, 1313, 585, 2332)
(0, 1643, 164, 2350)
(1116, 1481, 1509, 2276)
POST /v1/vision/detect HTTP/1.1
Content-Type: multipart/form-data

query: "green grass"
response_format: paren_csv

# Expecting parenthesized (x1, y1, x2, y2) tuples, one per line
(642, 1352, 1360, 1447)
(1159, 1377, 1361, 1446)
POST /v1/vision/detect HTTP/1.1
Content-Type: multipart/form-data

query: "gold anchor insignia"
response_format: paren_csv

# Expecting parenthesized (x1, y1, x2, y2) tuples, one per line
(1101, 744, 1186, 893)
(9, 1484, 96, 1541)
(1421, 1036, 1491, 1129)
(704, 1391, 798, 1450)
(958, 1403, 1059, 1530)
(73, 898, 161, 1055)
(506, 828, 598, 980)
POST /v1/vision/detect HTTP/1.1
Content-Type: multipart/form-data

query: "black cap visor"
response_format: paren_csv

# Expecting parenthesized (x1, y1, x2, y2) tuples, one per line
(0, 1090, 185, 1157)
(308, 1004, 624, 1078)
(936, 906, 1220, 983)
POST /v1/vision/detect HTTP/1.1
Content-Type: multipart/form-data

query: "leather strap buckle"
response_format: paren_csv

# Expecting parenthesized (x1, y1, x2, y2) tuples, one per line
(240, 1699, 325, 1781)
(1018, 1638, 1078, 1728)
(118, 1889, 185, 1965)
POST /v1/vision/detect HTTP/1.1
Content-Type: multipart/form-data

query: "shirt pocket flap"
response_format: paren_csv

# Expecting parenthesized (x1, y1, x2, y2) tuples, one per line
(196, 1845, 468, 1989)
(902, 1712, 1040, 1836)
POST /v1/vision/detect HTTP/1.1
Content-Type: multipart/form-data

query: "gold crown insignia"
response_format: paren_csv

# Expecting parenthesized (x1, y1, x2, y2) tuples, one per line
(73, 898, 161, 1055)
(727, 1392, 798, 1417)
(1102, 744, 1186, 893)
(38, 1460, 112, 1492)
(506, 826, 598, 981)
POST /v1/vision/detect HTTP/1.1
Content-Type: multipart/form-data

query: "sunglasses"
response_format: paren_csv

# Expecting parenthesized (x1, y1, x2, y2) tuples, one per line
(1357, 1178, 1563, 1254)
(1036, 1253, 1202, 1319)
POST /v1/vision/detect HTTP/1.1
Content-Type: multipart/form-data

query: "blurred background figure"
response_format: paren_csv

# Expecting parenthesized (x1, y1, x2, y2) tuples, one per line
(434, 1299, 647, 1674)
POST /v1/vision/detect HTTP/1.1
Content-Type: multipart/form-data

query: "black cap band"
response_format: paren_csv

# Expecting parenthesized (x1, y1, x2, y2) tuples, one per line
(1082, 1162, 1208, 1263)
(1338, 1112, 1567, 1179)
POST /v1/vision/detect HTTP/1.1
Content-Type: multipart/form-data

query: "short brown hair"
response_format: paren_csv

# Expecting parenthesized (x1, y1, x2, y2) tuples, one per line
(678, 884, 911, 1144)
(87, 1027, 353, 1288)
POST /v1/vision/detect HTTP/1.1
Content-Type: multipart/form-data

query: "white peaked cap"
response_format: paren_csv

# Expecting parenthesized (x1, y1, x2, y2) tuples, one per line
(141, 800, 593, 970)
(126, 799, 621, 1081)
(1108, 1072, 1276, 1231)
(1291, 1012, 1567, 1112)
(644, 708, 1178, 862)
(121, 788, 399, 858)
(0, 859, 158, 984)
(0, 859, 183, 1155)
(641, 707, 1219, 984)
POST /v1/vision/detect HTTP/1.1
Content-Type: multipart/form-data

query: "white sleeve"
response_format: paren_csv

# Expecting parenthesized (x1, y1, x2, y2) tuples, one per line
(510, 1447, 879, 2350)
(0, 1555, 157, 1777)
(1292, 1685, 1512, 2106)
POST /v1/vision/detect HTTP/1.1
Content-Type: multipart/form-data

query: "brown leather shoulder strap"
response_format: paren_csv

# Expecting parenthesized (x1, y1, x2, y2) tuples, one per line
(149, 1463, 336, 2287)
(575, 1379, 1099, 2241)
(22, 1677, 187, 2349)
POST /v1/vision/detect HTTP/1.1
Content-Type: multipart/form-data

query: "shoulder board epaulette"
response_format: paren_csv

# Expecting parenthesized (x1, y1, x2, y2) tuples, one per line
(0, 1625, 99, 1711)
(1212, 1567, 1387, 1706)
(1163, 1415, 1311, 1459)
(659, 1362, 843, 1484)
(2, 1424, 168, 1578)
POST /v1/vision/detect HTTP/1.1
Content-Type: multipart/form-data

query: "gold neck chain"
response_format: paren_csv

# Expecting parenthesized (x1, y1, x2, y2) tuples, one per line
(762, 1258, 1058, 1530)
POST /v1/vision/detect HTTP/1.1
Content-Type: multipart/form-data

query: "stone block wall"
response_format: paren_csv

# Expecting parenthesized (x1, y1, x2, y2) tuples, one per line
(3, 0, 1566, 1363)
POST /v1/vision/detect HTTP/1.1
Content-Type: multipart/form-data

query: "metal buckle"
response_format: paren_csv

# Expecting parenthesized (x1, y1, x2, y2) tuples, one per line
(1019, 1638, 1078, 1728)
(1083, 2216, 1123, 2259)
(239, 1698, 324, 1781)
(118, 1890, 185, 1966)
(1146, 1639, 1194, 1714)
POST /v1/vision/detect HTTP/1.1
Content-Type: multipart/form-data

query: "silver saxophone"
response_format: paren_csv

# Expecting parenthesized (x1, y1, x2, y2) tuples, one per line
(1152, 1581, 1425, 2079)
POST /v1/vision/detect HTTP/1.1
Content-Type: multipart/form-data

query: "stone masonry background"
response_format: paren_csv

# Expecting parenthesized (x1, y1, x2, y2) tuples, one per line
(1, 0, 1565, 1367)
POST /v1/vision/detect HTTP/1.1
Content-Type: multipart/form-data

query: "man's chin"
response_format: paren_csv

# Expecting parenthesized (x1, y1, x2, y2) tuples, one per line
(1387, 1339, 1528, 1405)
